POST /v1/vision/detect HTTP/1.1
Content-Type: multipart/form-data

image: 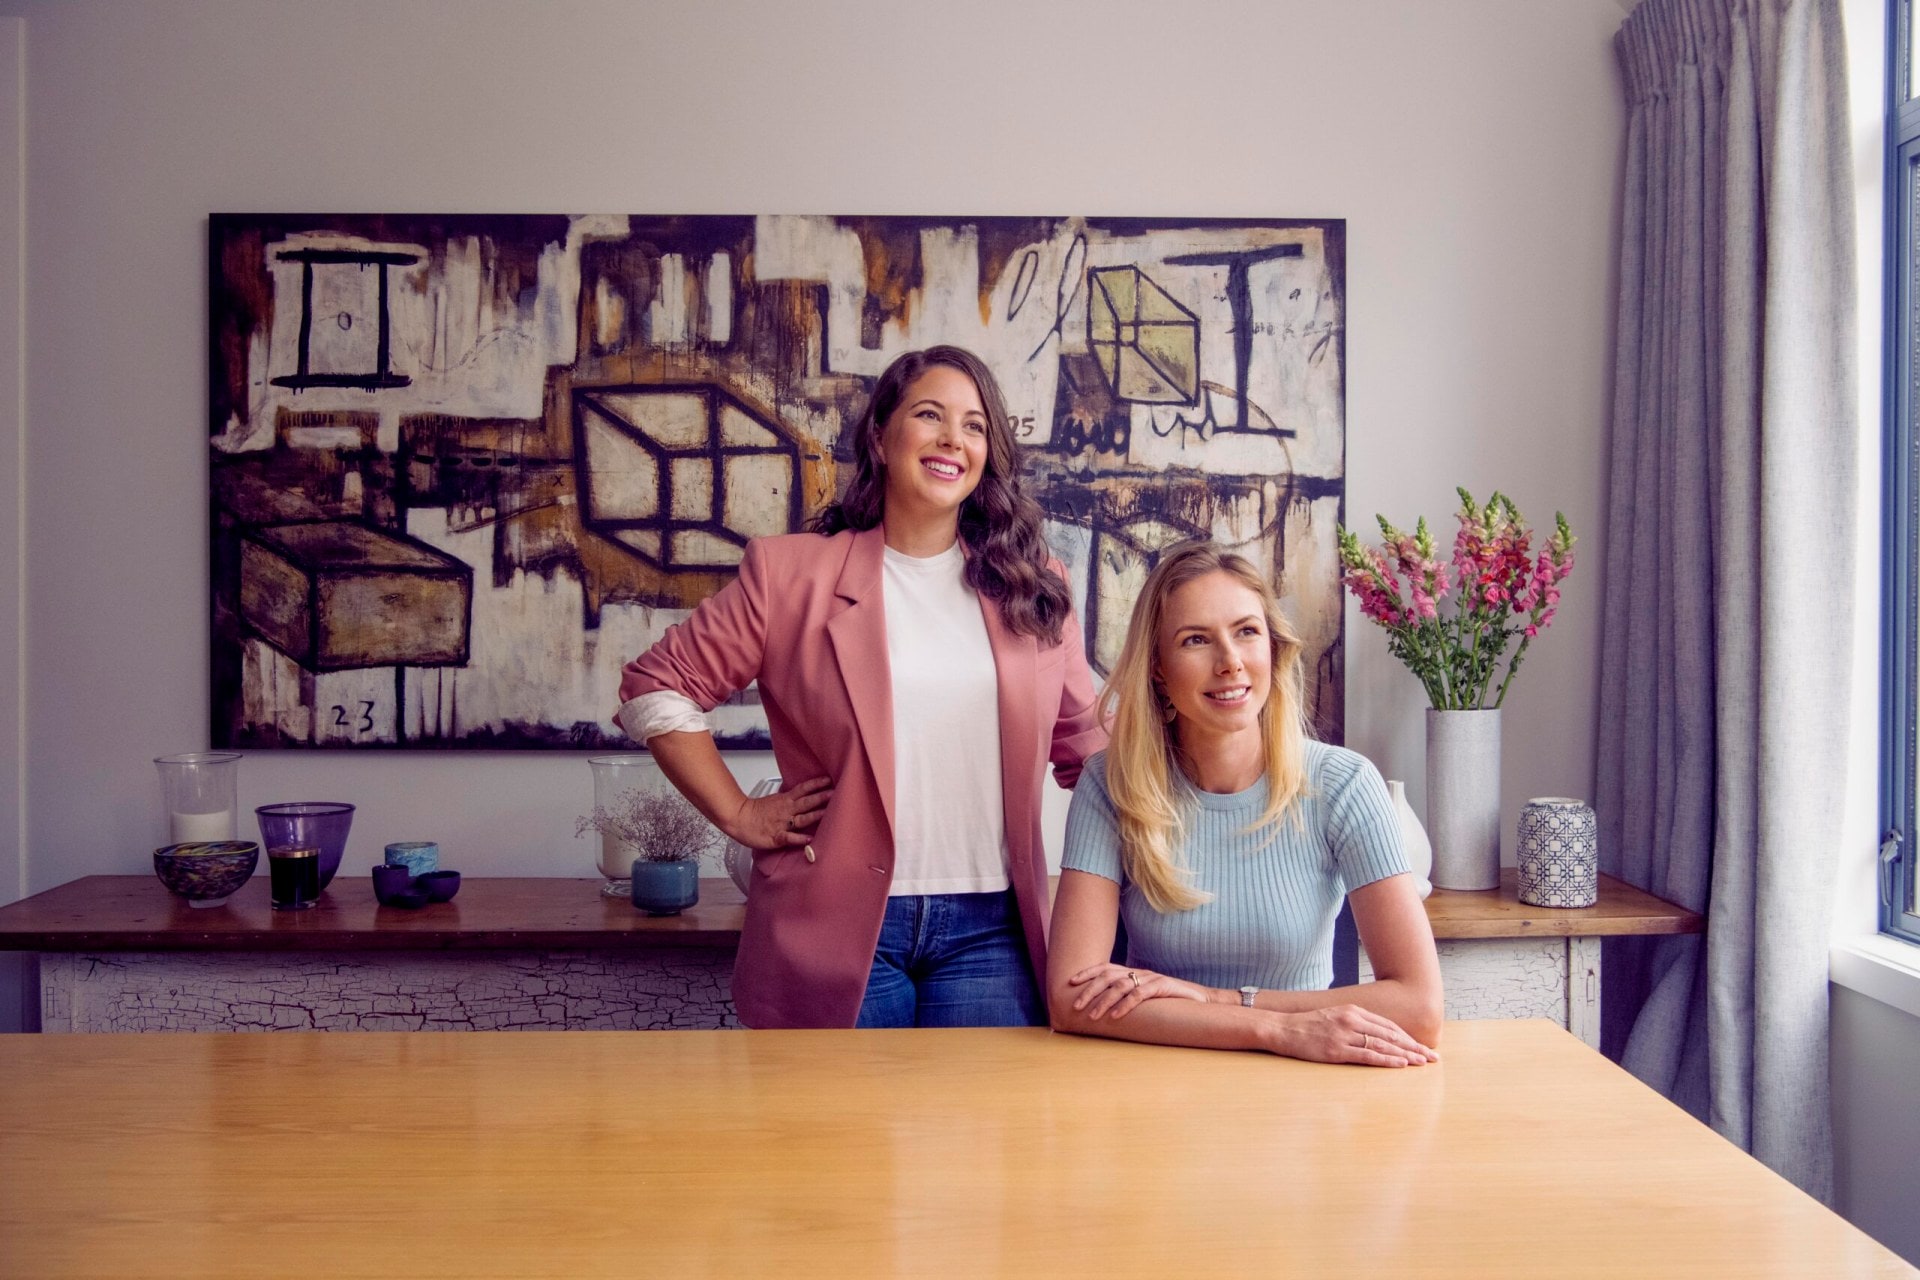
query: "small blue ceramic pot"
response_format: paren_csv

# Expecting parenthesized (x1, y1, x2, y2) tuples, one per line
(631, 859, 699, 916)
(384, 841, 439, 877)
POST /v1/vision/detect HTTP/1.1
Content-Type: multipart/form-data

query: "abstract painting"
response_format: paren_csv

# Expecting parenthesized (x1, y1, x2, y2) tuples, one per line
(210, 215, 1346, 749)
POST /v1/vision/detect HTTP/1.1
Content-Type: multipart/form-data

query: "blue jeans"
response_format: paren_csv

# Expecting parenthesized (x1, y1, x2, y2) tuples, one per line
(855, 890, 1044, 1028)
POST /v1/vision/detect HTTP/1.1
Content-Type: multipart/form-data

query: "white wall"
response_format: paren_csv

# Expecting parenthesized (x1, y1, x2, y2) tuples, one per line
(1832, 985, 1920, 1263)
(0, 0, 1623, 1008)
(0, 14, 26, 1032)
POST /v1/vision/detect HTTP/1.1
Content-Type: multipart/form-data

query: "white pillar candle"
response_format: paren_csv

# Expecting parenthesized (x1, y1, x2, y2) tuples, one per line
(598, 833, 635, 881)
(170, 809, 235, 845)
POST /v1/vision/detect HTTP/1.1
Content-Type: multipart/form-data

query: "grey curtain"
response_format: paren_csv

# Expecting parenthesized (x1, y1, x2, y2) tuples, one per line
(1599, 0, 1856, 1200)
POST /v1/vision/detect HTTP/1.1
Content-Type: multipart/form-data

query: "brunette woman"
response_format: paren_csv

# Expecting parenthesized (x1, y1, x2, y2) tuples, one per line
(1047, 541, 1443, 1064)
(617, 346, 1105, 1029)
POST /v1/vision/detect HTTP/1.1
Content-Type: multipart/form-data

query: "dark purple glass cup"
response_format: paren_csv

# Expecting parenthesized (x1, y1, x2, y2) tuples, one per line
(256, 802, 354, 891)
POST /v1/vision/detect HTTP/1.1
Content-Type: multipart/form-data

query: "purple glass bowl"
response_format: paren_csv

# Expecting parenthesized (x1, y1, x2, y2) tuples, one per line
(255, 802, 354, 890)
(416, 870, 461, 903)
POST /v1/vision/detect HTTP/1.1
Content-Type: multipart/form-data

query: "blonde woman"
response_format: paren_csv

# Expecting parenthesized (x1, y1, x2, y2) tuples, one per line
(1047, 542, 1443, 1064)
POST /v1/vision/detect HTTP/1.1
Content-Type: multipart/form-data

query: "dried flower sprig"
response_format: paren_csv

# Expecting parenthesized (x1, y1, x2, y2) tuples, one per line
(1337, 488, 1576, 710)
(575, 787, 721, 864)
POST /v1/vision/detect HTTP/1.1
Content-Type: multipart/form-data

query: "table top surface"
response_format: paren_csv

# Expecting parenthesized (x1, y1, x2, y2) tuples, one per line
(0, 875, 749, 951)
(0, 1019, 1902, 1279)
(0, 869, 1699, 953)
(1422, 867, 1702, 938)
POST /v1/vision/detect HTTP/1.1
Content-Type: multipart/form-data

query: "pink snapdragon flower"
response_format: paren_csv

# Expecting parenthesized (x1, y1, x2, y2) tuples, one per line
(1340, 489, 1577, 710)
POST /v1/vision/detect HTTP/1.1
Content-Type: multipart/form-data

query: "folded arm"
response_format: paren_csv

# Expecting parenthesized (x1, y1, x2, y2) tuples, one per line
(1046, 870, 1435, 1065)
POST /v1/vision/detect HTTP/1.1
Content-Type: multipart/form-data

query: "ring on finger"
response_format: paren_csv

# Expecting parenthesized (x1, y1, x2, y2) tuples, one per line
(1128, 971, 1140, 989)
(1361, 1034, 1371, 1052)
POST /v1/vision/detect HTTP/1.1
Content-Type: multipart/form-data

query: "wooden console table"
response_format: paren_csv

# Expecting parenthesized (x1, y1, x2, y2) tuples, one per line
(0, 870, 1699, 1039)
(0, 876, 749, 1032)
(1362, 869, 1703, 1047)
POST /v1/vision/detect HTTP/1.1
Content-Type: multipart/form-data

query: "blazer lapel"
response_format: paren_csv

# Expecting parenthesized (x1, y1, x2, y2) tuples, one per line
(980, 591, 1040, 874)
(826, 526, 896, 840)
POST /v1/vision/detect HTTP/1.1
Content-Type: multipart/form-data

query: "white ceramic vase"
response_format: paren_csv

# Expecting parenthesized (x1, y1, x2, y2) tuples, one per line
(1386, 780, 1434, 899)
(1426, 707, 1502, 890)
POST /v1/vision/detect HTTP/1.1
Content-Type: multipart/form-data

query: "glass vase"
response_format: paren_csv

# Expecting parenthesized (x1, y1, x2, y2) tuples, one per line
(586, 754, 665, 899)
(154, 752, 242, 846)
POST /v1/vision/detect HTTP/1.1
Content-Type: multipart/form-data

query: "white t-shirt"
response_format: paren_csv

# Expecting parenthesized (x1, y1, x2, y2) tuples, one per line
(878, 542, 1008, 895)
(615, 539, 1009, 896)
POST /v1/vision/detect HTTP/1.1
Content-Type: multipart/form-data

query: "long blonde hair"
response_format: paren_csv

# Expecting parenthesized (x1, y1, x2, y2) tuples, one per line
(1102, 542, 1311, 913)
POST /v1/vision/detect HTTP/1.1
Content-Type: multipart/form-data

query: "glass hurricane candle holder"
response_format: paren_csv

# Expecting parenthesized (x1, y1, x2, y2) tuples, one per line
(585, 754, 667, 899)
(154, 753, 242, 846)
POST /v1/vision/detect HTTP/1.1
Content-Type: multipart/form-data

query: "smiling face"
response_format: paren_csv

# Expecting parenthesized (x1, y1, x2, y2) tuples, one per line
(877, 363, 990, 532)
(1154, 570, 1274, 741)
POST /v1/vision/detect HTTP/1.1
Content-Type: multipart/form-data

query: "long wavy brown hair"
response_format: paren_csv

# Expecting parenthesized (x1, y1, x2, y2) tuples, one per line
(811, 345, 1069, 645)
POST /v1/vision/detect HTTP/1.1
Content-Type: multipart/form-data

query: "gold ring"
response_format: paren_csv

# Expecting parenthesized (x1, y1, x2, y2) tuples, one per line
(1128, 971, 1140, 989)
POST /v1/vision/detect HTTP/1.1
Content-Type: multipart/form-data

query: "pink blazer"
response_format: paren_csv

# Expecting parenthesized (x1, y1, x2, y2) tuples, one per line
(617, 526, 1106, 1029)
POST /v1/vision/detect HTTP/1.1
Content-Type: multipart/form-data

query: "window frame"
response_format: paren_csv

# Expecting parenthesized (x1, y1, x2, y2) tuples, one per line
(1882, 0, 1920, 941)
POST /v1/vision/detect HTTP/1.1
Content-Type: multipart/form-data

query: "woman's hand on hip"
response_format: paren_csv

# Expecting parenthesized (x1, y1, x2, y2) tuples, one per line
(1270, 1005, 1437, 1067)
(730, 776, 832, 852)
(1064, 963, 1212, 1020)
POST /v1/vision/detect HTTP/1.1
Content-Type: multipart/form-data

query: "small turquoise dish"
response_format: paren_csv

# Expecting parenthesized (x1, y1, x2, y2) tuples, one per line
(384, 841, 439, 877)
(154, 841, 259, 908)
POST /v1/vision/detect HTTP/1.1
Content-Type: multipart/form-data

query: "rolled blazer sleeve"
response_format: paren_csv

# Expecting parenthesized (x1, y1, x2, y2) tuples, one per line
(616, 539, 772, 716)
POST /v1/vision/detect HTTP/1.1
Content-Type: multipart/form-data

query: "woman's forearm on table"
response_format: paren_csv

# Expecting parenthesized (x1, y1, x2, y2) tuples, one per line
(1225, 980, 1442, 1047)
(1049, 988, 1284, 1054)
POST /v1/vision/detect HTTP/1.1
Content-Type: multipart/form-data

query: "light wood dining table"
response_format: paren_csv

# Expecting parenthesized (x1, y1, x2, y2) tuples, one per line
(0, 1019, 1908, 1278)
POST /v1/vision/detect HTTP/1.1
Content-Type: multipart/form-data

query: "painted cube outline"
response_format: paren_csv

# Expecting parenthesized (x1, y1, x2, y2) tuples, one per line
(1086, 265, 1201, 406)
(572, 383, 802, 571)
(238, 520, 474, 673)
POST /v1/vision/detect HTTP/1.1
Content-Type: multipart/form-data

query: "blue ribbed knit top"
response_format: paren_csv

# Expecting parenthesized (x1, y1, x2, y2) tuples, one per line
(1061, 742, 1408, 992)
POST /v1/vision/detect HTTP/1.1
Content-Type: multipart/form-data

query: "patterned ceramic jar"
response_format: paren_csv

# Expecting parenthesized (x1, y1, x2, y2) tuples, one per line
(1515, 797, 1599, 908)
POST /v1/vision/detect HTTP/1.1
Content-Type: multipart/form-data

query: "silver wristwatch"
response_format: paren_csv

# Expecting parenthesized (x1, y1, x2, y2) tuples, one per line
(1239, 985, 1259, 1007)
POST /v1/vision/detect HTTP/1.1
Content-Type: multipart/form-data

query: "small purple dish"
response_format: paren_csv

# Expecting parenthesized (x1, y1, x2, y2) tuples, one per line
(380, 888, 430, 910)
(416, 870, 461, 903)
(370, 863, 415, 904)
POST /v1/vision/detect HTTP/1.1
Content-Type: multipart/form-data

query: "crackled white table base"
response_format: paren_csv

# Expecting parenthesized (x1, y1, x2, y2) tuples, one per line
(38, 950, 739, 1033)
(1359, 936, 1601, 1047)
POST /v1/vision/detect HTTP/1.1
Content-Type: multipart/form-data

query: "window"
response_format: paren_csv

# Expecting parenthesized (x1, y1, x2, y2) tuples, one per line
(1883, 0, 1920, 940)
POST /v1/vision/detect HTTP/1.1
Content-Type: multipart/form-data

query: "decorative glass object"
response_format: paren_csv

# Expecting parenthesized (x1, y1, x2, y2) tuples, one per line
(255, 801, 355, 891)
(585, 754, 666, 899)
(154, 752, 242, 845)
